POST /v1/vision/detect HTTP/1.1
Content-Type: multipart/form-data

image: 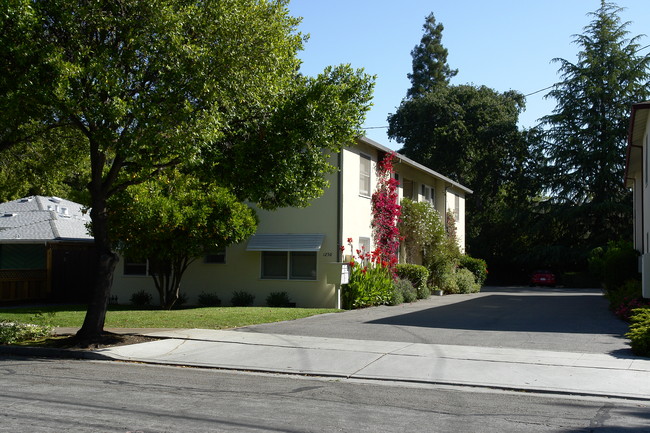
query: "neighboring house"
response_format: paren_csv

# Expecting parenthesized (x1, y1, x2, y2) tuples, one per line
(111, 136, 472, 308)
(0, 195, 96, 303)
(625, 101, 650, 298)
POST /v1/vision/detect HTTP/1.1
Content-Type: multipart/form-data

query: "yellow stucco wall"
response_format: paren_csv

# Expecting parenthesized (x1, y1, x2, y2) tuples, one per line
(110, 139, 470, 308)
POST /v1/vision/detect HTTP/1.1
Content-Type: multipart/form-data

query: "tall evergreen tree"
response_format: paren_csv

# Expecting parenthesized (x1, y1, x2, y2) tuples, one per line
(539, 0, 650, 247)
(406, 12, 457, 98)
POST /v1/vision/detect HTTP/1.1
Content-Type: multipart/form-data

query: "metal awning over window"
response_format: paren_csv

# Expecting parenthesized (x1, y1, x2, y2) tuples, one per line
(246, 234, 324, 252)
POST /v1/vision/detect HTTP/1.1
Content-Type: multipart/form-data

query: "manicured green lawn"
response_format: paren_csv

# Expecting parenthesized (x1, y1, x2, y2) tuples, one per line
(0, 305, 340, 329)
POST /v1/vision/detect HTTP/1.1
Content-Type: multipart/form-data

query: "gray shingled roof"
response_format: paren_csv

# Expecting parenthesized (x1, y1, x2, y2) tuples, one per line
(0, 196, 93, 243)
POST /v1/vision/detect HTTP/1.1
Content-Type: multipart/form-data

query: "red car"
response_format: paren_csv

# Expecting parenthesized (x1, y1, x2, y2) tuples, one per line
(530, 270, 556, 287)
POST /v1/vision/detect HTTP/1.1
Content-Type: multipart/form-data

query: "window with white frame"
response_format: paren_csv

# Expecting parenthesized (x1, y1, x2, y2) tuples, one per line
(421, 184, 434, 205)
(261, 251, 317, 280)
(359, 154, 372, 197)
(359, 237, 371, 254)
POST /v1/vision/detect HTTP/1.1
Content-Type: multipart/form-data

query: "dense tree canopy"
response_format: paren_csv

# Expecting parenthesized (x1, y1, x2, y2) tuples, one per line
(388, 84, 529, 246)
(537, 0, 650, 252)
(0, 0, 374, 339)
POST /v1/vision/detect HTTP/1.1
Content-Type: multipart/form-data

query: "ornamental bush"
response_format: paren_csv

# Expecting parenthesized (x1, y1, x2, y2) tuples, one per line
(198, 291, 222, 307)
(0, 321, 52, 344)
(456, 268, 480, 294)
(231, 290, 255, 307)
(394, 278, 418, 303)
(266, 291, 292, 308)
(396, 264, 430, 299)
(439, 269, 459, 294)
(626, 307, 650, 357)
(130, 289, 153, 307)
(460, 255, 487, 287)
(341, 239, 394, 309)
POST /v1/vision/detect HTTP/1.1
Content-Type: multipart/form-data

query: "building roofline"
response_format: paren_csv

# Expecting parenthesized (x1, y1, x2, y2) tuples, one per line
(356, 136, 473, 194)
(625, 102, 650, 185)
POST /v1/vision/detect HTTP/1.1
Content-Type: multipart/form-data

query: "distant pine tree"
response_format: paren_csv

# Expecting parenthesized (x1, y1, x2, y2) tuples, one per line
(406, 12, 457, 98)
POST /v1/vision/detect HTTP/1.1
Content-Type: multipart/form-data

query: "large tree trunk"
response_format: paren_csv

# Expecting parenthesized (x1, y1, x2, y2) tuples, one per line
(76, 196, 118, 341)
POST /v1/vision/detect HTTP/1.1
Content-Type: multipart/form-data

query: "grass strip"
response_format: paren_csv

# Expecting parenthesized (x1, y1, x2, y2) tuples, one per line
(0, 305, 339, 329)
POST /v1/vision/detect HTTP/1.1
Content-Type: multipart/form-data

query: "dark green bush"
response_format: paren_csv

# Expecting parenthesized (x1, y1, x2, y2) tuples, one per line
(588, 241, 640, 291)
(231, 290, 255, 307)
(626, 307, 650, 357)
(130, 290, 153, 307)
(198, 292, 222, 307)
(266, 291, 292, 307)
(440, 270, 459, 294)
(418, 285, 431, 299)
(456, 268, 480, 294)
(394, 278, 417, 303)
(388, 283, 404, 306)
(460, 255, 487, 287)
(396, 264, 430, 299)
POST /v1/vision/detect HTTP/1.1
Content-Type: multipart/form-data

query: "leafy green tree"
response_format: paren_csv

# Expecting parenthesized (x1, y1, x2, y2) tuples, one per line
(109, 172, 257, 310)
(407, 12, 457, 98)
(388, 84, 528, 249)
(1, 0, 373, 340)
(0, 129, 89, 203)
(538, 1, 650, 248)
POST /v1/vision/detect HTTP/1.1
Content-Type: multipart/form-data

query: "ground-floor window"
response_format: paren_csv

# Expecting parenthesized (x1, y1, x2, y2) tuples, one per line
(261, 251, 317, 280)
(204, 247, 226, 264)
(123, 257, 148, 276)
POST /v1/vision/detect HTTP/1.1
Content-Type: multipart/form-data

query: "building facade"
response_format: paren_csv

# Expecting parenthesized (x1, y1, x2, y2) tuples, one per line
(111, 137, 472, 308)
(625, 101, 650, 298)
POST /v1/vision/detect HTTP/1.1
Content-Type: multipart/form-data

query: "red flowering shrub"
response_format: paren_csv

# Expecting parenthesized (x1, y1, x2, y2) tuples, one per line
(614, 297, 650, 322)
(371, 152, 401, 276)
(341, 239, 397, 309)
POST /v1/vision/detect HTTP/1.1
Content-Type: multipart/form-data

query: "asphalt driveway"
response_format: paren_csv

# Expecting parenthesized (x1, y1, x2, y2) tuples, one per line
(238, 286, 631, 355)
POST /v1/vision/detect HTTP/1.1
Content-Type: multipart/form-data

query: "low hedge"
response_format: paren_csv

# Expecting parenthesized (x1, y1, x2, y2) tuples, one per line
(627, 307, 650, 357)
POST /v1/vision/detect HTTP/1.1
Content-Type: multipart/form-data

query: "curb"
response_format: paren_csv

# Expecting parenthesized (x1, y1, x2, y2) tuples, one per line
(0, 345, 112, 361)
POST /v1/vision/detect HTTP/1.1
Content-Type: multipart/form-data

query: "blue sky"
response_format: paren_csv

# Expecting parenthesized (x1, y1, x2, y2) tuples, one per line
(288, 1, 650, 150)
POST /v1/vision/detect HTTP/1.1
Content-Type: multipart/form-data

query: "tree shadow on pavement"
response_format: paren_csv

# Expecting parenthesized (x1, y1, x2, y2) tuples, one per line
(367, 293, 629, 335)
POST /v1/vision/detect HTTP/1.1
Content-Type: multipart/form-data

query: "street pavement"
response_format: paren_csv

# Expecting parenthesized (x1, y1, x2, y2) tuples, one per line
(6, 286, 650, 400)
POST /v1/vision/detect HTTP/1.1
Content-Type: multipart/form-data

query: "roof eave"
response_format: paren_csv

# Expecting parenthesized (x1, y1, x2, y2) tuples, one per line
(355, 136, 473, 194)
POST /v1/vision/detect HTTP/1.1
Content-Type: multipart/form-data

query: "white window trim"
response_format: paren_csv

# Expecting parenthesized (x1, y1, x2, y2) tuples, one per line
(359, 153, 372, 198)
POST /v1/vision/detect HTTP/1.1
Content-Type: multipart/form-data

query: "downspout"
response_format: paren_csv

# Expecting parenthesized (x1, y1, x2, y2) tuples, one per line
(444, 186, 450, 231)
(336, 150, 344, 309)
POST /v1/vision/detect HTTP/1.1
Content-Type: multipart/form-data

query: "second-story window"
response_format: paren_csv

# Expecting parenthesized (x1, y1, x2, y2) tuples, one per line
(421, 184, 434, 205)
(359, 154, 371, 197)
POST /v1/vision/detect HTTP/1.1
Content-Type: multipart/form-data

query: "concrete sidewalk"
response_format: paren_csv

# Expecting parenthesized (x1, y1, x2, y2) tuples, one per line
(96, 329, 650, 400)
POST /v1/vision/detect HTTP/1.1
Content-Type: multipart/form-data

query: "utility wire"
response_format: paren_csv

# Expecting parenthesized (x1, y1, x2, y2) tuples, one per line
(361, 44, 650, 131)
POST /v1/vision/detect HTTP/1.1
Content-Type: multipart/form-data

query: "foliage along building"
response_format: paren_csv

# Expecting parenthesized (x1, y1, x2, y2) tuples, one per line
(625, 101, 650, 299)
(111, 137, 472, 308)
(0, 195, 96, 304)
